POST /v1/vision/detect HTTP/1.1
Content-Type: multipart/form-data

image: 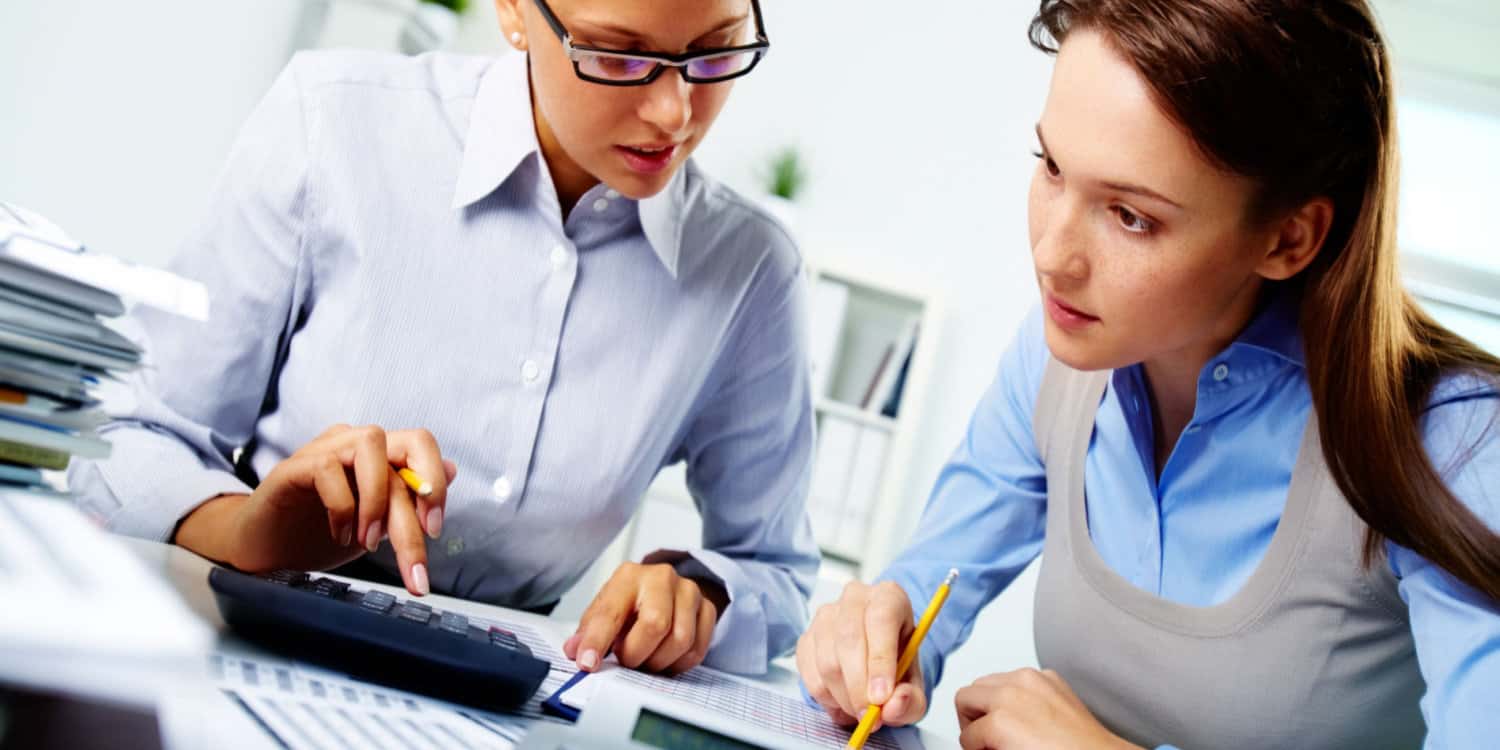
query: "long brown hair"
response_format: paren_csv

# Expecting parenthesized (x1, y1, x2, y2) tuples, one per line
(1029, 0, 1500, 601)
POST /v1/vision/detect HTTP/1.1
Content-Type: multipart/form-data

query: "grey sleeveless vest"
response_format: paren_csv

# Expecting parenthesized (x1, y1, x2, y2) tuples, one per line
(1031, 357, 1426, 749)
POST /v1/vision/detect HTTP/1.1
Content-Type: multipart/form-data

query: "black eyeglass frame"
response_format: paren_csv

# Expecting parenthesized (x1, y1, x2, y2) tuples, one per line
(530, 0, 770, 86)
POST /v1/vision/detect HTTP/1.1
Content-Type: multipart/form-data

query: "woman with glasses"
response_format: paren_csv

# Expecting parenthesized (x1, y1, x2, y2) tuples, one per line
(71, 0, 814, 678)
(795, 0, 1498, 747)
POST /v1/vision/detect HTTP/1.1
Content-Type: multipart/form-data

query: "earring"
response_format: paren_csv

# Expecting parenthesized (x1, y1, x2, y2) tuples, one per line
(510, 31, 524, 47)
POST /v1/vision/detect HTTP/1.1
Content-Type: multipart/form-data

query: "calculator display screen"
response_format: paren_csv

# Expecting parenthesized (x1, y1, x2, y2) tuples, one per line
(629, 708, 770, 750)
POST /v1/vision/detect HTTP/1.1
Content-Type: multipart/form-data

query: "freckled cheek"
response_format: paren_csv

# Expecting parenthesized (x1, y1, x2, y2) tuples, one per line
(1088, 250, 1160, 317)
(1118, 261, 1218, 339)
(1026, 175, 1047, 252)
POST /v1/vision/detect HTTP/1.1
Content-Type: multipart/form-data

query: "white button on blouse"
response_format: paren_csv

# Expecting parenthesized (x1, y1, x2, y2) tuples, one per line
(491, 475, 513, 502)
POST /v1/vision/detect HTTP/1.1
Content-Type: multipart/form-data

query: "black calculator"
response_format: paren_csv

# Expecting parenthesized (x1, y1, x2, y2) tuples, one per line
(208, 566, 551, 711)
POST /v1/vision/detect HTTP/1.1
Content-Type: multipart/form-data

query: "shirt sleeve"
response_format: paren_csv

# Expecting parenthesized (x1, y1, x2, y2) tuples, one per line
(658, 249, 819, 675)
(876, 307, 1050, 702)
(1387, 376, 1500, 750)
(67, 57, 315, 541)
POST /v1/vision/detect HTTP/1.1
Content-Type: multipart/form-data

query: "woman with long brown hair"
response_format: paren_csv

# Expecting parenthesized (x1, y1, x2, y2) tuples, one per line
(795, 1, 1498, 747)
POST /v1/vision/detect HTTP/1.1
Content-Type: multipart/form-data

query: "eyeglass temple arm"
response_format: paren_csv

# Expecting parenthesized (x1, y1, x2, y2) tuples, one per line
(531, 0, 571, 43)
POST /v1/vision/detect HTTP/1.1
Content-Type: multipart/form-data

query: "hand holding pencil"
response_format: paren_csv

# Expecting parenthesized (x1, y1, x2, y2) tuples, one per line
(847, 569, 957, 748)
(795, 570, 959, 742)
(173, 424, 457, 597)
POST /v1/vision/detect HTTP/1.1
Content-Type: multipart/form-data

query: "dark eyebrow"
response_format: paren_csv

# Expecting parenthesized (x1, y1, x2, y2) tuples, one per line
(1101, 179, 1184, 211)
(572, 13, 749, 45)
(1035, 123, 1186, 211)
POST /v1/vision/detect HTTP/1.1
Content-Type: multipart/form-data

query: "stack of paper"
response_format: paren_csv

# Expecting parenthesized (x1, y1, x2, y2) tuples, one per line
(0, 201, 208, 499)
(0, 203, 141, 495)
(0, 202, 217, 709)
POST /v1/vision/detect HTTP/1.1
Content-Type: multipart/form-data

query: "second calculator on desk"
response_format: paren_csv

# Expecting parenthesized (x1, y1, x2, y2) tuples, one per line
(208, 567, 551, 711)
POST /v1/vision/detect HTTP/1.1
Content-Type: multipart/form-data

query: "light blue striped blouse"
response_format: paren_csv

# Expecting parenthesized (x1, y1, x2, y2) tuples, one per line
(68, 49, 819, 673)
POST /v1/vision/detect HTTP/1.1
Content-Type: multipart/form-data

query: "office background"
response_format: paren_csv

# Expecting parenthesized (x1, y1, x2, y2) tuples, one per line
(2, 0, 1497, 741)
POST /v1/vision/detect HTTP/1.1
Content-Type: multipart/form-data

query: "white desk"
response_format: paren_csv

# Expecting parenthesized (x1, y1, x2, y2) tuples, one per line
(122, 539, 953, 749)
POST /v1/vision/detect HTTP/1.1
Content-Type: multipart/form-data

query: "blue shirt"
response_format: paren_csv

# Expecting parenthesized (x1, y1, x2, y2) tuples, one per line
(68, 50, 819, 674)
(883, 296, 1498, 748)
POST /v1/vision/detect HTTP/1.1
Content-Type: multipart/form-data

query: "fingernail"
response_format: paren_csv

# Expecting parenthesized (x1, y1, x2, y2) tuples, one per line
(426, 507, 443, 539)
(580, 649, 599, 671)
(870, 678, 891, 704)
(365, 520, 383, 552)
(339, 524, 353, 547)
(411, 563, 430, 596)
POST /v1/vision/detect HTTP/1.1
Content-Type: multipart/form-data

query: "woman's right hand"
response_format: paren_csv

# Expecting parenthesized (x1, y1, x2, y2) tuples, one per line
(795, 580, 928, 730)
(176, 424, 455, 596)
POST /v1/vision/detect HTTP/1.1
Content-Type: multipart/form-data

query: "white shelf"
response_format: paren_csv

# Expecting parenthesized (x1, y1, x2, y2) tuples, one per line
(814, 398, 896, 432)
(804, 259, 941, 578)
(618, 257, 943, 584)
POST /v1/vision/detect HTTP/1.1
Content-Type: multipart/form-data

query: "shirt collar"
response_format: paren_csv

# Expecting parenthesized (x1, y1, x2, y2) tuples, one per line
(451, 53, 535, 212)
(637, 164, 688, 279)
(450, 53, 687, 279)
(1229, 285, 1305, 368)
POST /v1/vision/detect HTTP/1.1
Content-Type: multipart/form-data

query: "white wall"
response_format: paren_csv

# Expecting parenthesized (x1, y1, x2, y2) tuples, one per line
(692, 2, 1052, 573)
(0, 0, 309, 268)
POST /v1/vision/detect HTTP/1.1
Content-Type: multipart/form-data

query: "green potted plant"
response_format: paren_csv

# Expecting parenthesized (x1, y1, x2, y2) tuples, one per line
(759, 146, 807, 235)
(402, 0, 469, 54)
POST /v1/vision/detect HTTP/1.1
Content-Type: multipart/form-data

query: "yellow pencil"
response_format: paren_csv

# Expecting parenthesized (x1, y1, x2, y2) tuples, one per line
(847, 568, 959, 750)
(397, 467, 433, 497)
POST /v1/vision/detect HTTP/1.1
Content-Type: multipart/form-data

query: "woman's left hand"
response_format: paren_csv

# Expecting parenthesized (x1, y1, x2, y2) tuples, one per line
(564, 561, 727, 674)
(955, 668, 1142, 750)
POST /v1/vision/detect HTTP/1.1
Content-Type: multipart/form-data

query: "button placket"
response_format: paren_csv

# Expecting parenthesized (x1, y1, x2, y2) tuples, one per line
(498, 233, 577, 521)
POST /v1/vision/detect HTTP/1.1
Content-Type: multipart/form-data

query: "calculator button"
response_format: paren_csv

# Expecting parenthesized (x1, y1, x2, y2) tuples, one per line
(439, 612, 470, 635)
(359, 590, 396, 614)
(489, 627, 520, 648)
(267, 570, 309, 587)
(310, 579, 350, 599)
(399, 602, 433, 624)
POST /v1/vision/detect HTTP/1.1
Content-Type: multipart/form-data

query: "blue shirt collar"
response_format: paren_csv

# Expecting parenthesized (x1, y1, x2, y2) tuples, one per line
(1112, 286, 1306, 416)
(1227, 286, 1305, 368)
(450, 53, 684, 278)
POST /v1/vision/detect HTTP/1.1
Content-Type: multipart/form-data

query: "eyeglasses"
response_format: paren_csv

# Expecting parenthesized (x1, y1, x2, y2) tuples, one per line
(530, 0, 770, 86)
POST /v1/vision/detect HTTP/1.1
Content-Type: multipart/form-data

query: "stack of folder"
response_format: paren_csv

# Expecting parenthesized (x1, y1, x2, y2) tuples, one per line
(0, 201, 207, 499)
